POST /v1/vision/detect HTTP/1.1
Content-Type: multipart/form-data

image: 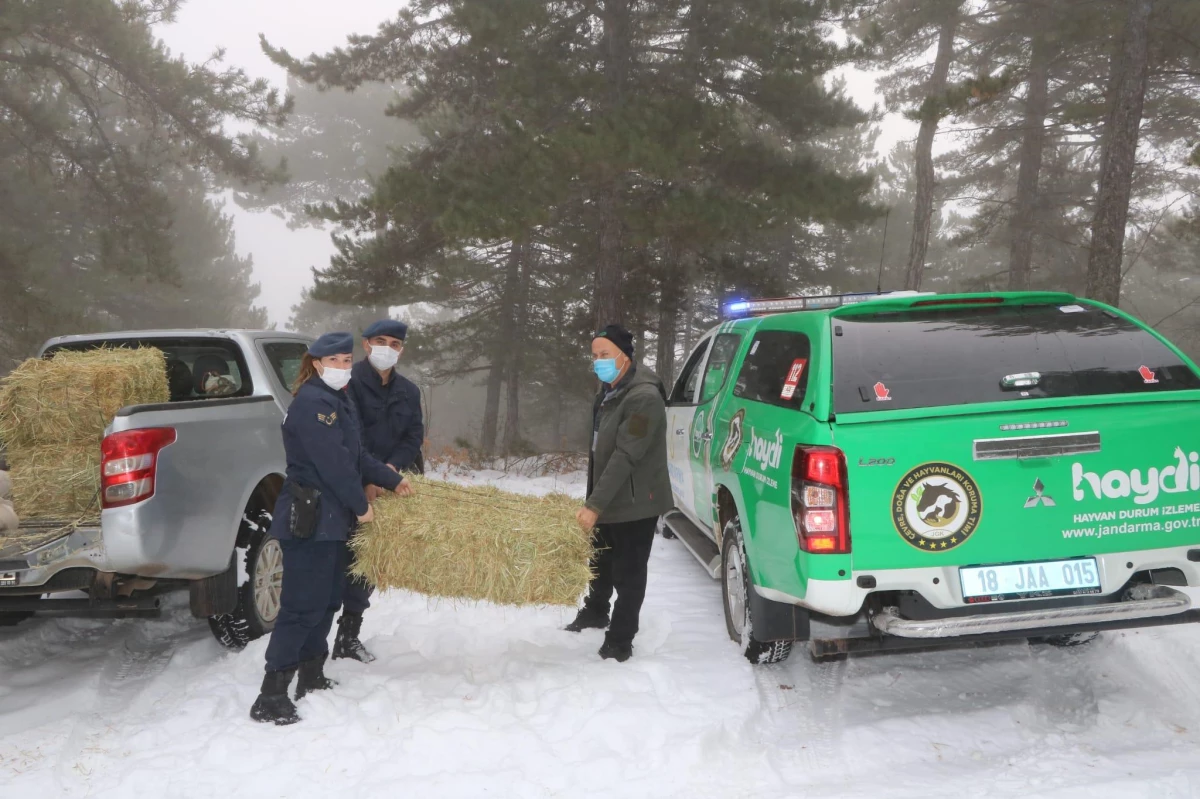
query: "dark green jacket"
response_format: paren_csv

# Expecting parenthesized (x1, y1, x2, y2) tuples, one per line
(586, 366, 673, 525)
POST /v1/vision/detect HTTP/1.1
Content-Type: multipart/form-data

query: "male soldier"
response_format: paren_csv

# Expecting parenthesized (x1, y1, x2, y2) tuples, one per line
(337, 319, 425, 662)
(565, 324, 672, 662)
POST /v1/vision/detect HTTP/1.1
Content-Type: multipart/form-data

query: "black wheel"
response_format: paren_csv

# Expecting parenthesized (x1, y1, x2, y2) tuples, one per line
(208, 509, 282, 650)
(721, 516, 792, 665)
(1030, 632, 1099, 648)
(656, 515, 676, 539)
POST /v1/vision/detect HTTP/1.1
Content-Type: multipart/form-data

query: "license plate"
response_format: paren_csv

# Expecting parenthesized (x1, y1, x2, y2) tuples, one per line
(0, 572, 16, 587)
(959, 558, 1101, 603)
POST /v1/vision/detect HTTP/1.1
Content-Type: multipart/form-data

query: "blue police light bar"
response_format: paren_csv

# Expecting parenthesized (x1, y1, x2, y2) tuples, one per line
(724, 291, 931, 317)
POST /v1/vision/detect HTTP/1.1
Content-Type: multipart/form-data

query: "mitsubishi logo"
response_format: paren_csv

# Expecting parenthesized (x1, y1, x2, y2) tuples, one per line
(1025, 478, 1056, 508)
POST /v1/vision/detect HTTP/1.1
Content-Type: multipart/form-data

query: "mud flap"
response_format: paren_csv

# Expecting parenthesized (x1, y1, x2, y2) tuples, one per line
(749, 586, 811, 642)
(188, 553, 237, 617)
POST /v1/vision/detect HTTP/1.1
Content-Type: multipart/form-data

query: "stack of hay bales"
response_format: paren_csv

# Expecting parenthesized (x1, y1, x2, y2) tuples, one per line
(0, 348, 169, 521)
(351, 477, 594, 607)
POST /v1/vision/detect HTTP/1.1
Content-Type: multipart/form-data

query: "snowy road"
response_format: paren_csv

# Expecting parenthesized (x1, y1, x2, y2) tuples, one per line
(4, 477, 1200, 797)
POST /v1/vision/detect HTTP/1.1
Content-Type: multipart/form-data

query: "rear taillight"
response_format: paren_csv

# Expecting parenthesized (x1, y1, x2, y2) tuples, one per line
(100, 428, 176, 508)
(791, 446, 850, 554)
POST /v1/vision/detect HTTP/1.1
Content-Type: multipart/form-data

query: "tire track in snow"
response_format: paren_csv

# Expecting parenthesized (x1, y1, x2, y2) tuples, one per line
(749, 653, 848, 786)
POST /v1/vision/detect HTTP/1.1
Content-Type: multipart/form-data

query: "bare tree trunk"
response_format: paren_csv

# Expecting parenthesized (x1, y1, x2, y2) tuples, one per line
(593, 0, 631, 330)
(656, 256, 682, 385)
(905, 6, 960, 291)
(1085, 0, 1154, 306)
(1008, 16, 1052, 290)
(502, 240, 529, 454)
(480, 363, 503, 456)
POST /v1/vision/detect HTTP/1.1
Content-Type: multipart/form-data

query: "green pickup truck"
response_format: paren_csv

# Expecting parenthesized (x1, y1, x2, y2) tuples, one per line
(660, 291, 1200, 663)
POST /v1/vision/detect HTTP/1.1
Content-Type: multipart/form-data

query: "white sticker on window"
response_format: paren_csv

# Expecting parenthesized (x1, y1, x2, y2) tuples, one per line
(1059, 304, 1086, 313)
(750, 341, 760, 355)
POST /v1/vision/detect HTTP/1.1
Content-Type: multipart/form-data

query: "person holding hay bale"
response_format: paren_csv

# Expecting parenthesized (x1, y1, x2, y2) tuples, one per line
(564, 324, 673, 663)
(250, 332, 415, 727)
(336, 318, 425, 664)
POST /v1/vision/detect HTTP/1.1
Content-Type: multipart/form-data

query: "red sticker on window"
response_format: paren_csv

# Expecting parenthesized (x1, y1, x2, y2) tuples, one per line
(1139, 365, 1158, 384)
(873, 382, 892, 401)
(781, 359, 807, 400)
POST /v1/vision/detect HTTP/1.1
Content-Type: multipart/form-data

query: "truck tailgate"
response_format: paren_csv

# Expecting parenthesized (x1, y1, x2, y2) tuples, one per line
(834, 396, 1200, 571)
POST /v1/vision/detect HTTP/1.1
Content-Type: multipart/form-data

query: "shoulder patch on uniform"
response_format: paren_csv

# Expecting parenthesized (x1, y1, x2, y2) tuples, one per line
(317, 411, 338, 426)
(628, 413, 649, 439)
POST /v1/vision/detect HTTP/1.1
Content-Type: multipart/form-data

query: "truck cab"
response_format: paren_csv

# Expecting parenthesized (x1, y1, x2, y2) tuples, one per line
(661, 292, 1200, 663)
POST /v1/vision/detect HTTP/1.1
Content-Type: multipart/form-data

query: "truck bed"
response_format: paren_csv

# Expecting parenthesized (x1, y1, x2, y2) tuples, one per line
(1, 521, 83, 562)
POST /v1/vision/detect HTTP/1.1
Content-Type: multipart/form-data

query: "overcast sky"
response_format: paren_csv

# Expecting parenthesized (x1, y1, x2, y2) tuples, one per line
(156, 2, 907, 329)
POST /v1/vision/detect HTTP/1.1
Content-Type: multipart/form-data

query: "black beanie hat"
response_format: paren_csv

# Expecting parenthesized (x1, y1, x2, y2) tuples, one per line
(595, 324, 635, 359)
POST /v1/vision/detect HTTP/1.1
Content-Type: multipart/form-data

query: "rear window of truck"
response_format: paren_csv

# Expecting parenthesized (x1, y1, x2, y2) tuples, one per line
(44, 338, 252, 402)
(832, 304, 1200, 413)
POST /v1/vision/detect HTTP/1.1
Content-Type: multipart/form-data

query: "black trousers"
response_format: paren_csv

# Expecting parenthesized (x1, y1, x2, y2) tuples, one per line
(264, 539, 348, 672)
(583, 516, 657, 646)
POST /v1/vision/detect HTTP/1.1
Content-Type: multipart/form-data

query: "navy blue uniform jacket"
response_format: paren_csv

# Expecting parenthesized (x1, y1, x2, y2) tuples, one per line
(347, 359, 424, 472)
(269, 379, 401, 543)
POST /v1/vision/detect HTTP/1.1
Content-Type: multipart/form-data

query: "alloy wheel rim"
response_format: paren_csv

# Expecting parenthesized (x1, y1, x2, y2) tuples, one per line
(726, 532, 746, 638)
(254, 539, 284, 624)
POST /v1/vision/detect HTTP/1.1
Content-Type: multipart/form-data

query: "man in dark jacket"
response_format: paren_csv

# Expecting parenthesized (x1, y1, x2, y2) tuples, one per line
(565, 324, 673, 662)
(338, 318, 425, 662)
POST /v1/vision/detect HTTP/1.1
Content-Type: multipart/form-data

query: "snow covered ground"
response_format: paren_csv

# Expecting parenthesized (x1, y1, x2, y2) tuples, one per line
(4, 471, 1200, 798)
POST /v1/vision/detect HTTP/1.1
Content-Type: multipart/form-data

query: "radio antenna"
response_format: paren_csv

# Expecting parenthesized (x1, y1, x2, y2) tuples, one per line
(876, 208, 891, 295)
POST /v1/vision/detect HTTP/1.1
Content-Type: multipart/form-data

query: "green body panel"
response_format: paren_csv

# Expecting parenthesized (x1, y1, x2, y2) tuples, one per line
(687, 292, 1200, 608)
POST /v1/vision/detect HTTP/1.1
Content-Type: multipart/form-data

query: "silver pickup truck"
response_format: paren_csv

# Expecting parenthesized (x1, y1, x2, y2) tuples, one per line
(0, 329, 313, 648)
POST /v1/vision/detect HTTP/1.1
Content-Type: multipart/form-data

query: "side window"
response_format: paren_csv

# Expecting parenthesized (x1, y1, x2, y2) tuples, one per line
(698, 334, 742, 405)
(263, 342, 310, 395)
(734, 330, 812, 410)
(669, 338, 712, 405)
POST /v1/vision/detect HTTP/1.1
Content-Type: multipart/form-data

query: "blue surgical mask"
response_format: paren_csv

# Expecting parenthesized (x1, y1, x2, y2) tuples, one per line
(593, 358, 620, 383)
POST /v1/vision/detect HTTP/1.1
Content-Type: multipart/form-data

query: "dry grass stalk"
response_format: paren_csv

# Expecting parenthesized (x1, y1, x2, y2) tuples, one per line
(0, 347, 169, 450)
(351, 477, 593, 607)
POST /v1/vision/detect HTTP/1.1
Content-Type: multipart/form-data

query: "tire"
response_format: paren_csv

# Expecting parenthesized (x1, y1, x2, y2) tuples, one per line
(208, 508, 282, 650)
(1029, 631, 1099, 648)
(656, 515, 676, 539)
(721, 515, 792, 665)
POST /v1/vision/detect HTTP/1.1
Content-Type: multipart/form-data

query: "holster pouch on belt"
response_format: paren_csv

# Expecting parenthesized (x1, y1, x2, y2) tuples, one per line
(286, 482, 321, 540)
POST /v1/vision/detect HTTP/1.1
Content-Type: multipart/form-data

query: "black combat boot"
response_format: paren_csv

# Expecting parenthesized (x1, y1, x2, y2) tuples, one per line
(332, 613, 376, 663)
(563, 606, 609, 633)
(250, 668, 300, 725)
(598, 638, 633, 663)
(295, 653, 339, 700)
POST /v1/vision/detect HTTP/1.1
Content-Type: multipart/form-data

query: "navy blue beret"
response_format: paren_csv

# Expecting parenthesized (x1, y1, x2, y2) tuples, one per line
(308, 331, 355, 357)
(363, 319, 408, 341)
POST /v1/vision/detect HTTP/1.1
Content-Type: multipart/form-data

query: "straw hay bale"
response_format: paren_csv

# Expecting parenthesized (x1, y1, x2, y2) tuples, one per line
(7, 446, 102, 520)
(0, 348, 169, 450)
(0, 348, 167, 520)
(351, 477, 594, 607)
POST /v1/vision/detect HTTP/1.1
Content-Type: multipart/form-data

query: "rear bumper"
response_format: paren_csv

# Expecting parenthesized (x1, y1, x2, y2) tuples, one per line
(872, 584, 1191, 639)
(0, 525, 104, 591)
(764, 543, 1200, 617)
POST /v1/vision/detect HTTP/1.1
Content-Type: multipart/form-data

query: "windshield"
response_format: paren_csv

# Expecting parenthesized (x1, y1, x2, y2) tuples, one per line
(832, 303, 1200, 414)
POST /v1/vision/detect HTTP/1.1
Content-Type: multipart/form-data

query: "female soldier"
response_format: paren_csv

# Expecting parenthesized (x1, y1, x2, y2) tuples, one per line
(250, 332, 414, 726)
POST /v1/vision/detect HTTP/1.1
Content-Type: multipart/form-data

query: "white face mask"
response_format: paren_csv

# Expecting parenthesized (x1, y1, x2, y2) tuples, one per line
(319, 366, 352, 391)
(367, 345, 400, 371)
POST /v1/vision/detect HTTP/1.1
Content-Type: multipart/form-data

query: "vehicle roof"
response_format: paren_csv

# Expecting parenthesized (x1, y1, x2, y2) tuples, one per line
(41, 329, 312, 349)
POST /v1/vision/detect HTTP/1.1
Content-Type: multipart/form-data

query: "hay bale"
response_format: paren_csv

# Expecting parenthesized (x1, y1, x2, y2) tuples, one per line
(0, 348, 169, 450)
(351, 477, 594, 607)
(7, 446, 102, 520)
(0, 348, 167, 520)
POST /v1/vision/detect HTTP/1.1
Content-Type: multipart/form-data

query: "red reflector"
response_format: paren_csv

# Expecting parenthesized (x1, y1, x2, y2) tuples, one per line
(911, 297, 1004, 307)
(806, 536, 838, 552)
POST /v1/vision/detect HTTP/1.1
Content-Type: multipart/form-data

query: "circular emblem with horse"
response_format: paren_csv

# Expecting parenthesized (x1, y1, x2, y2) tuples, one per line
(891, 462, 982, 551)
